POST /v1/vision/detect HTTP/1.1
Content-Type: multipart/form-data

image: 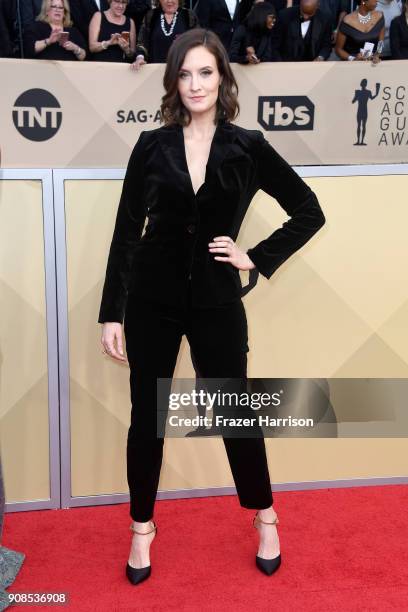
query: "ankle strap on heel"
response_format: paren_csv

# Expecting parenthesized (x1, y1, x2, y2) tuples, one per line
(253, 511, 279, 528)
(130, 520, 157, 535)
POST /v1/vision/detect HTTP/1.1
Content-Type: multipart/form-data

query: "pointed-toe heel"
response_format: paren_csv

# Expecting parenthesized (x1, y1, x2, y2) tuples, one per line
(255, 552, 281, 576)
(126, 519, 157, 585)
(253, 511, 281, 576)
(126, 562, 152, 585)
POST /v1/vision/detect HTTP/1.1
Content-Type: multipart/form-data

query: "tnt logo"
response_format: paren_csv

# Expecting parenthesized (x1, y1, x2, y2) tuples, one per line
(258, 96, 315, 131)
(13, 89, 62, 141)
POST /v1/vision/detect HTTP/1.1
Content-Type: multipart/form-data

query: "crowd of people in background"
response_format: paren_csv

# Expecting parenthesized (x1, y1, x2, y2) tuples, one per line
(1, 0, 408, 62)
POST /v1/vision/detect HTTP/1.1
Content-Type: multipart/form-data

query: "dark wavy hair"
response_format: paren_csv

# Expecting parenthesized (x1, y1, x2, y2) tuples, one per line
(245, 2, 276, 33)
(160, 28, 240, 127)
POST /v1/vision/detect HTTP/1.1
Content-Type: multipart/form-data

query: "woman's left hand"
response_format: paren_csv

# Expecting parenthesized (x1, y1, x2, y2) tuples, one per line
(209, 236, 256, 271)
(246, 46, 260, 64)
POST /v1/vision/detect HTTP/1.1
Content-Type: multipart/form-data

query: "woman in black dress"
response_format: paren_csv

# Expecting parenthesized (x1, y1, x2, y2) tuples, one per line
(335, 0, 384, 60)
(24, 0, 87, 60)
(98, 28, 325, 585)
(89, 0, 136, 62)
(131, 0, 198, 69)
(229, 2, 279, 64)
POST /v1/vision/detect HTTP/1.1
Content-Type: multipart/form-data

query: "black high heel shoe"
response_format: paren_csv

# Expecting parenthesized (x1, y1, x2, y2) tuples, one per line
(253, 511, 281, 576)
(126, 519, 157, 585)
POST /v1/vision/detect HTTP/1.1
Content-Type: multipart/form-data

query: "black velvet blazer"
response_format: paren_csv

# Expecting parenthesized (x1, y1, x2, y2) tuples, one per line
(97, 119, 326, 324)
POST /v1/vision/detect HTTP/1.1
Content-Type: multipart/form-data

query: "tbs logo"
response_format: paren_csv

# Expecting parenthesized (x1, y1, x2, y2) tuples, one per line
(258, 96, 314, 131)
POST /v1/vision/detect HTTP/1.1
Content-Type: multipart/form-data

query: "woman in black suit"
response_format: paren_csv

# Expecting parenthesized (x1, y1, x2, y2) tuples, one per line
(98, 27, 325, 585)
(390, 0, 408, 58)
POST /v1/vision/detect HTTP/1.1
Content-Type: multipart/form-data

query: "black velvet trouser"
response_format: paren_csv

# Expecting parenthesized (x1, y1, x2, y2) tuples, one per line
(123, 283, 273, 522)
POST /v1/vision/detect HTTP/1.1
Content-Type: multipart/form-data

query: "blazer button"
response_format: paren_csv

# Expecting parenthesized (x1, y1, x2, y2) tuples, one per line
(187, 224, 196, 234)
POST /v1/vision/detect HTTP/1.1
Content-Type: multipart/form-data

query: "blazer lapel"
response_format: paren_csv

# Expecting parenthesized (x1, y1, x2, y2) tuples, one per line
(156, 120, 244, 198)
(204, 120, 244, 182)
(232, 0, 241, 22)
(155, 123, 190, 195)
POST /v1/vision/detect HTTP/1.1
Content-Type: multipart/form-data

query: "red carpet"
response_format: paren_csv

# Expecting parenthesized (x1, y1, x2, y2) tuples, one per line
(4, 484, 408, 611)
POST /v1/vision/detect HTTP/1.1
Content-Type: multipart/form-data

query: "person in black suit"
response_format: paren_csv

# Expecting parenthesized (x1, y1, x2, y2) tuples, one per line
(20, 0, 42, 29)
(390, 0, 408, 58)
(194, 0, 251, 51)
(98, 27, 325, 585)
(0, 0, 15, 55)
(68, 0, 109, 41)
(125, 0, 150, 32)
(278, 0, 332, 60)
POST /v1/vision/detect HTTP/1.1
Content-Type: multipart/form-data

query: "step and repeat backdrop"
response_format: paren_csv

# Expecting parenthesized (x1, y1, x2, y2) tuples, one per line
(0, 58, 406, 167)
(1, 59, 407, 510)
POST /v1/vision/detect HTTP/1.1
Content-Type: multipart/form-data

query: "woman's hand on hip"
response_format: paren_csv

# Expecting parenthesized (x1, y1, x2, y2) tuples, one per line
(209, 236, 256, 271)
(101, 322, 128, 362)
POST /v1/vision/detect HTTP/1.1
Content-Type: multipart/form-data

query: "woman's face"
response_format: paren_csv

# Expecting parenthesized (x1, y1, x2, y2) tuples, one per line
(178, 46, 222, 119)
(109, 0, 127, 18)
(160, 0, 179, 12)
(266, 14, 276, 29)
(46, 0, 64, 23)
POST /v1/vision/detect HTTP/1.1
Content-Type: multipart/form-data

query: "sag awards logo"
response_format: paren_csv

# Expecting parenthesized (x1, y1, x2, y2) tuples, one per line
(257, 96, 314, 131)
(12, 89, 62, 141)
(116, 108, 162, 124)
(351, 79, 408, 147)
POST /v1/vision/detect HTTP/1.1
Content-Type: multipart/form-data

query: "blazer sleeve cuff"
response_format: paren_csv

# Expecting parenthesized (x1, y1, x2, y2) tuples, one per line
(97, 303, 125, 325)
(246, 248, 272, 279)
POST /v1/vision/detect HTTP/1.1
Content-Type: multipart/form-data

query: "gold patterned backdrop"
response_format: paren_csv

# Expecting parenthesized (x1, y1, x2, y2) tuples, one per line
(1, 55, 408, 503)
(64, 175, 408, 499)
(0, 180, 50, 503)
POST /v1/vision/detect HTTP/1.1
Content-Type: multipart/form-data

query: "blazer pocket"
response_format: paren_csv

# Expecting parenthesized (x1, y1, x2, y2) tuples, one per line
(217, 260, 243, 291)
(131, 242, 164, 277)
(230, 265, 243, 291)
(128, 243, 165, 285)
(133, 241, 165, 258)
